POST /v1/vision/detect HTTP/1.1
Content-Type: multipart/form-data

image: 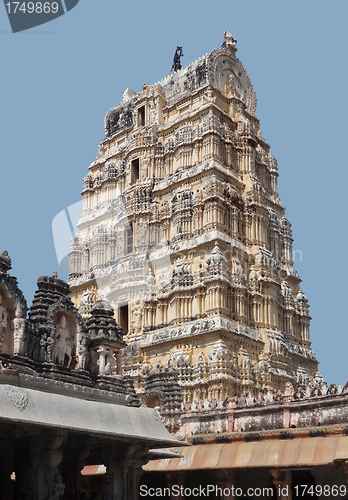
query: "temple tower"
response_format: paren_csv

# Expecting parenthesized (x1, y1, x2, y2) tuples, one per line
(68, 32, 318, 404)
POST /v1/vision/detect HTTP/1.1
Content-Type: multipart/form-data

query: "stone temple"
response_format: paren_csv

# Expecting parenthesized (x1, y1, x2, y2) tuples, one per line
(2, 31, 348, 499)
(65, 32, 348, 496)
(68, 30, 318, 408)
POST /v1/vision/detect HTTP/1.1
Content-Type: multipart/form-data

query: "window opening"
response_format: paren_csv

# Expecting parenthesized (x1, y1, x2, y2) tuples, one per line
(146, 395, 161, 409)
(125, 224, 133, 254)
(138, 106, 145, 127)
(131, 158, 140, 185)
(119, 304, 129, 335)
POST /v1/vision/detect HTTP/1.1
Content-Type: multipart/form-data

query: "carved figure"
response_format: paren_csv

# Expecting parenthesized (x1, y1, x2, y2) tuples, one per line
(223, 31, 237, 48)
(12, 307, 25, 355)
(284, 382, 294, 400)
(105, 349, 117, 375)
(79, 287, 97, 319)
(132, 302, 143, 332)
(54, 315, 73, 368)
(155, 359, 164, 372)
(282, 281, 292, 298)
(0, 291, 8, 348)
(224, 73, 235, 97)
(147, 267, 155, 287)
(167, 351, 174, 369)
(141, 353, 151, 376)
(76, 335, 87, 370)
(49, 472, 65, 500)
(97, 345, 117, 376)
(231, 258, 243, 276)
(171, 46, 184, 73)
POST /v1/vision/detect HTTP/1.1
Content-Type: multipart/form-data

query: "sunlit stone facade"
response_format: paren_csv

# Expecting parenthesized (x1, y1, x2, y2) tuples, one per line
(68, 32, 319, 405)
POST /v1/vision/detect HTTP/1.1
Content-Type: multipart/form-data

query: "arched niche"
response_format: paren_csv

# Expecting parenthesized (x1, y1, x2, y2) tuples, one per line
(0, 285, 16, 355)
(53, 312, 77, 369)
(145, 394, 161, 409)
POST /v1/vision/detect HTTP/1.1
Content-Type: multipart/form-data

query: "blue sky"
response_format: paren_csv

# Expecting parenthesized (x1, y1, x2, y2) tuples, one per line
(1, 0, 347, 384)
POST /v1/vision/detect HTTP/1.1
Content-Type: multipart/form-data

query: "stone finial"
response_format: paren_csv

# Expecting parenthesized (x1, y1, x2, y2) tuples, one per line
(53, 271, 58, 278)
(0, 251, 12, 273)
(222, 31, 237, 50)
(171, 46, 184, 73)
(122, 88, 136, 103)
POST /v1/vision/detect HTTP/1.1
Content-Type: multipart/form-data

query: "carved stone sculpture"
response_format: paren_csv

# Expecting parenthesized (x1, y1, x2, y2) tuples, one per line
(54, 314, 73, 368)
(79, 287, 97, 320)
(0, 291, 7, 348)
(223, 30, 237, 48)
(171, 46, 184, 73)
(224, 73, 235, 97)
(12, 306, 25, 355)
(97, 345, 117, 375)
(76, 335, 87, 370)
(132, 301, 143, 332)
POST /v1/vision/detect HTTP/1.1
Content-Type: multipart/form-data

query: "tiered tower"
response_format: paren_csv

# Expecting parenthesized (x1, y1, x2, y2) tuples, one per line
(68, 32, 318, 405)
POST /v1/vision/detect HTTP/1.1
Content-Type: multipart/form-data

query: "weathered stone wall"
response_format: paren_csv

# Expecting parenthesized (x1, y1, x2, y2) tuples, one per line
(177, 384, 348, 439)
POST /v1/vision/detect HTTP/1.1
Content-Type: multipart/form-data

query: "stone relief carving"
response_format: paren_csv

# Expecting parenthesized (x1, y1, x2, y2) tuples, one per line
(182, 375, 340, 414)
(223, 31, 237, 49)
(208, 340, 232, 363)
(76, 335, 87, 370)
(97, 345, 117, 376)
(0, 290, 8, 348)
(5, 386, 29, 412)
(167, 344, 192, 369)
(49, 473, 65, 500)
(79, 286, 97, 320)
(12, 306, 26, 355)
(131, 301, 143, 333)
(54, 314, 75, 368)
(224, 72, 236, 98)
(147, 317, 264, 347)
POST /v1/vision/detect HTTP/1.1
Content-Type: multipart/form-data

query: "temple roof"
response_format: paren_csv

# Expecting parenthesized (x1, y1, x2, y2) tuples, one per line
(0, 379, 185, 447)
(103, 31, 257, 139)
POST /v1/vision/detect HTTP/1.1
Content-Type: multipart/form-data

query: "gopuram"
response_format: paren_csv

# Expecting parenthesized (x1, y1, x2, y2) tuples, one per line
(65, 32, 348, 497)
(69, 31, 318, 408)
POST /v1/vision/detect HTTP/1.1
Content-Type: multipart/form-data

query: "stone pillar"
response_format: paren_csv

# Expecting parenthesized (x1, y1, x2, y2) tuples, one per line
(63, 437, 92, 500)
(121, 464, 128, 500)
(271, 469, 292, 500)
(28, 430, 67, 500)
(131, 466, 142, 500)
(0, 433, 15, 500)
(104, 459, 124, 500)
(104, 444, 148, 500)
(97, 345, 107, 374)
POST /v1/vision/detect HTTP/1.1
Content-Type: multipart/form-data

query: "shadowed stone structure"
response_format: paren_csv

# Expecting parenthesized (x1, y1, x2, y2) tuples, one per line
(0, 251, 185, 500)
